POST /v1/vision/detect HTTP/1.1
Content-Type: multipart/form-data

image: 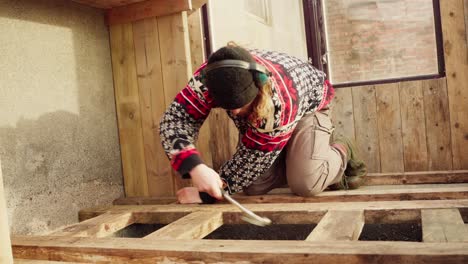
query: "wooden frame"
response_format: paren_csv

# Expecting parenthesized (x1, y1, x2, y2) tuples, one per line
(12, 199, 468, 263)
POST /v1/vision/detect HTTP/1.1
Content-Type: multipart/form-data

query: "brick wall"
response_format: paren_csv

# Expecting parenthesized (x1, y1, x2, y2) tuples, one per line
(324, 0, 439, 84)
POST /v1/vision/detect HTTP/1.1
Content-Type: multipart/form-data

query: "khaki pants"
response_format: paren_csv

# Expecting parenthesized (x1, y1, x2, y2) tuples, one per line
(244, 109, 346, 196)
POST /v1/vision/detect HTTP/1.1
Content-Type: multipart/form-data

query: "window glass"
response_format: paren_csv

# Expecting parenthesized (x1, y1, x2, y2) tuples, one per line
(323, 0, 439, 84)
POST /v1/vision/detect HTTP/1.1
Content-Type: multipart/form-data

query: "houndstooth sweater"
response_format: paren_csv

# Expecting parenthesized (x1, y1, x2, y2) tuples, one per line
(159, 49, 334, 194)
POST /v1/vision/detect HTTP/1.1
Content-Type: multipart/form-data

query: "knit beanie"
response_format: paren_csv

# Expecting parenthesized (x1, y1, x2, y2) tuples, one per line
(204, 46, 259, 110)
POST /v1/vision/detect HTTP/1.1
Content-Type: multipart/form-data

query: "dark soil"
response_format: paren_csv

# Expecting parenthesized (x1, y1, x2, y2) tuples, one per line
(112, 223, 166, 238)
(359, 223, 422, 242)
(204, 224, 316, 240)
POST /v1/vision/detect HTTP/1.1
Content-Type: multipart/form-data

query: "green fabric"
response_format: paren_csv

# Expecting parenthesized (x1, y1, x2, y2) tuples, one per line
(329, 136, 367, 190)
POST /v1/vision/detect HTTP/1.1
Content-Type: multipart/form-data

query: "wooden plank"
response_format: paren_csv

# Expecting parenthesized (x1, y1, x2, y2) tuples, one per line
(466, 0, 468, 45)
(399, 80, 428, 171)
(188, 8, 213, 168)
(144, 211, 222, 239)
(422, 78, 453, 170)
(109, 23, 149, 197)
(133, 18, 174, 196)
(77, 200, 468, 222)
(306, 210, 364, 241)
(106, 0, 192, 25)
(114, 196, 176, 205)
(365, 170, 468, 185)
(0, 159, 13, 264)
(331, 87, 355, 141)
(158, 12, 193, 191)
(11, 236, 468, 263)
(422, 209, 468, 242)
(376, 83, 404, 172)
(49, 212, 134, 238)
(230, 184, 468, 204)
(351, 85, 380, 173)
(440, 0, 468, 170)
(72, 0, 145, 9)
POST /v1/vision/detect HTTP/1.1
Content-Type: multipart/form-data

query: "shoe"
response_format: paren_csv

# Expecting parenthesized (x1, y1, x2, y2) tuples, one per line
(329, 136, 367, 190)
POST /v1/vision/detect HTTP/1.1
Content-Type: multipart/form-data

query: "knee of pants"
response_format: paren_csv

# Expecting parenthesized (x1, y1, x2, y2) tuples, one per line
(287, 159, 329, 197)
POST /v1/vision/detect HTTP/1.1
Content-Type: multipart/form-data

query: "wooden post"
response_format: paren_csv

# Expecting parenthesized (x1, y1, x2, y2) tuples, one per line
(0, 158, 13, 263)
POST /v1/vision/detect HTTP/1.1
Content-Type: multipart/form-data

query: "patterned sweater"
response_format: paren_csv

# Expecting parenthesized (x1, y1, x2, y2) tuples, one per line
(159, 49, 334, 193)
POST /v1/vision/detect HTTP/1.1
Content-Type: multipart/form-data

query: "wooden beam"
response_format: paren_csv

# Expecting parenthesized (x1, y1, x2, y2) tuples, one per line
(78, 199, 468, 219)
(49, 212, 134, 238)
(72, 0, 145, 9)
(144, 211, 222, 239)
(107, 0, 192, 25)
(0, 159, 13, 264)
(422, 209, 468, 242)
(440, 0, 468, 169)
(11, 236, 468, 263)
(111, 182, 468, 205)
(365, 170, 468, 185)
(306, 210, 364, 241)
(230, 184, 468, 204)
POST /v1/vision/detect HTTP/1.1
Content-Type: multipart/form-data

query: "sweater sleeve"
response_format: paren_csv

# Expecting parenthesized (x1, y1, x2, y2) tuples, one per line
(159, 70, 214, 178)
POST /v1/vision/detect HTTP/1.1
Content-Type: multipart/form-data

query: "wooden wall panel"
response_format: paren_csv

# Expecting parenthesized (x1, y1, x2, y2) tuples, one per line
(158, 12, 193, 190)
(331, 88, 355, 141)
(376, 83, 404, 172)
(400, 81, 428, 171)
(440, 0, 468, 169)
(110, 23, 149, 196)
(422, 79, 452, 170)
(351, 86, 380, 173)
(133, 18, 174, 196)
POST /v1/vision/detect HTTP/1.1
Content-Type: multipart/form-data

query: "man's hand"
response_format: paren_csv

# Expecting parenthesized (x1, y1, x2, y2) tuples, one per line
(190, 164, 223, 200)
(177, 187, 203, 204)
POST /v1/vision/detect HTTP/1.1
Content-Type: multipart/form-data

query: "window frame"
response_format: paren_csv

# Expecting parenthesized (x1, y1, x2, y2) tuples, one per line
(303, 0, 446, 88)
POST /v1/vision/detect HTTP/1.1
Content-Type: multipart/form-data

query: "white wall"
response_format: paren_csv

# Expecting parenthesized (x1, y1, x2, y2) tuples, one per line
(208, 0, 308, 60)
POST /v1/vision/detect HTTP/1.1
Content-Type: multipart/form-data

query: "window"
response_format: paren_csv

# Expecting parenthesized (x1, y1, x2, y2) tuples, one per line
(304, 0, 444, 87)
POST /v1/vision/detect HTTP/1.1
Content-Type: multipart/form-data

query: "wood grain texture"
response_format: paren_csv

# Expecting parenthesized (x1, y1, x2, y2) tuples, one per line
(72, 0, 145, 9)
(110, 23, 149, 196)
(365, 170, 468, 185)
(230, 184, 468, 204)
(133, 18, 174, 196)
(440, 0, 468, 169)
(49, 212, 134, 238)
(399, 81, 428, 171)
(106, 0, 192, 25)
(0, 159, 13, 264)
(158, 12, 193, 191)
(331, 88, 355, 141)
(144, 211, 222, 239)
(422, 209, 468, 242)
(306, 210, 364, 241)
(422, 78, 452, 170)
(351, 86, 380, 172)
(77, 199, 468, 221)
(11, 236, 468, 263)
(376, 83, 404, 172)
